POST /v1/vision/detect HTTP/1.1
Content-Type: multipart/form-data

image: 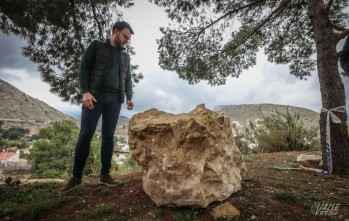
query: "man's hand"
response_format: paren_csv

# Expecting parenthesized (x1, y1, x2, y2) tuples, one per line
(82, 92, 97, 110)
(127, 100, 134, 110)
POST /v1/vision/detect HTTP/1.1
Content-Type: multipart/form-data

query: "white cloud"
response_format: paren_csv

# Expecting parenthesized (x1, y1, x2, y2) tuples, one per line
(1, 68, 31, 81)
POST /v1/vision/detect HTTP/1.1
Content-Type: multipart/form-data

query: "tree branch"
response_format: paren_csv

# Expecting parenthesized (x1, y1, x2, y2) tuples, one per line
(332, 23, 346, 32)
(220, 0, 292, 56)
(90, 0, 103, 40)
(187, 0, 267, 50)
(325, 0, 333, 13)
(198, 0, 267, 35)
(337, 29, 349, 41)
(69, 0, 84, 53)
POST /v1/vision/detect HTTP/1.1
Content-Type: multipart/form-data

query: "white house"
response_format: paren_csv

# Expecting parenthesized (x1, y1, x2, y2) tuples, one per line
(0, 150, 20, 166)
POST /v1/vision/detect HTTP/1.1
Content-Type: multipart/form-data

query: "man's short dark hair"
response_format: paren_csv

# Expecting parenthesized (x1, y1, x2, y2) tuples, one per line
(112, 21, 134, 34)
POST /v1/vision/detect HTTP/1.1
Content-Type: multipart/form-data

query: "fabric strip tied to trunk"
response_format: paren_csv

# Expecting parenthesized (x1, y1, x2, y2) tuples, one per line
(320, 106, 346, 174)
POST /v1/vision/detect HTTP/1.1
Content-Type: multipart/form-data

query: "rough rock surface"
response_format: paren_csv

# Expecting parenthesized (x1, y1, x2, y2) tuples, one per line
(128, 104, 246, 207)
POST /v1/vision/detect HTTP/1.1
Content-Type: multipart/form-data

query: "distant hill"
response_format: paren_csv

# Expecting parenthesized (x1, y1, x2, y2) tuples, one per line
(214, 104, 320, 133)
(0, 79, 75, 133)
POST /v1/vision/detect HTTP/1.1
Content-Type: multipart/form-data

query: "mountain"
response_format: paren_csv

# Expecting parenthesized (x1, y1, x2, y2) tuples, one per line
(0, 79, 75, 133)
(214, 104, 320, 133)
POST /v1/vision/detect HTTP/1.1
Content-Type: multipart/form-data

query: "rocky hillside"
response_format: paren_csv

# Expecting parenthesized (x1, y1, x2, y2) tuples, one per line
(214, 104, 320, 133)
(0, 79, 75, 133)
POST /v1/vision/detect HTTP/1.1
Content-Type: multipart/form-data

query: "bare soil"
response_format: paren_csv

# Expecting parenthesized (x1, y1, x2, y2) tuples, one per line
(5, 151, 349, 221)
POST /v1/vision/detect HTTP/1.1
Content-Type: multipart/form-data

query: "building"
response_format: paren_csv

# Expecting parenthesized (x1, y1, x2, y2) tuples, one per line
(0, 150, 20, 166)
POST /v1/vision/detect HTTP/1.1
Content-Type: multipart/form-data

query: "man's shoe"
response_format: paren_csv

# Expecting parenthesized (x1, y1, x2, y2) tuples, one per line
(99, 174, 119, 186)
(59, 176, 82, 193)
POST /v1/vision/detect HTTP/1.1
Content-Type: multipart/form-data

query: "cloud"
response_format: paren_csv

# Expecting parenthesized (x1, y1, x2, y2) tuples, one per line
(0, 68, 31, 81)
(0, 34, 38, 75)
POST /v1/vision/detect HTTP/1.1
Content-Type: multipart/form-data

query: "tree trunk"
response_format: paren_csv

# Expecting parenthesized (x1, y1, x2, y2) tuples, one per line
(308, 0, 349, 174)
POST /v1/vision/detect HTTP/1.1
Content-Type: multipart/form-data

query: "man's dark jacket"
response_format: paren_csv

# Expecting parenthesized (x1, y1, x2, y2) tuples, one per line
(79, 39, 132, 103)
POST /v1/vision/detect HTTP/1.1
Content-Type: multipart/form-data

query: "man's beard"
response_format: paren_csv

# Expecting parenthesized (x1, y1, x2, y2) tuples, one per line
(114, 36, 122, 47)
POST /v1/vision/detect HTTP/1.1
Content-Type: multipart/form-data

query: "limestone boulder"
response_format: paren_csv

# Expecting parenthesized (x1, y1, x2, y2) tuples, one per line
(128, 104, 246, 207)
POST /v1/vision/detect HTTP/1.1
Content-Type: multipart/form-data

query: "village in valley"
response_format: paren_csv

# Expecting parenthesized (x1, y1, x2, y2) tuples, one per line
(0, 119, 131, 183)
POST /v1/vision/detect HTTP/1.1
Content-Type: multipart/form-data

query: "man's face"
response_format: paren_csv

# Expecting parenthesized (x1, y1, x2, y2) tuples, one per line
(115, 28, 131, 47)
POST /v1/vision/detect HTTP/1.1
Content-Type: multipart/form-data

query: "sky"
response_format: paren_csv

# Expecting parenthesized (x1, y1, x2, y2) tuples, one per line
(0, 1, 349, 119)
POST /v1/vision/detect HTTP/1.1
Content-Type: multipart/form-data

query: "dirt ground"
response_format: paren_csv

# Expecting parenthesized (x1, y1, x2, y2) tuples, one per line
(6, 151, 349, 221)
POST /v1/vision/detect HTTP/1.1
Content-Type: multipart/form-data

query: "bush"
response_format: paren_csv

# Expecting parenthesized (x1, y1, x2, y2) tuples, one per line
(29, 120, 119, 178)
(1, 127, 30, 140)
(114, 154, 140, 175)
(29, 121, 79, 178)
(243, 108, 318, 152)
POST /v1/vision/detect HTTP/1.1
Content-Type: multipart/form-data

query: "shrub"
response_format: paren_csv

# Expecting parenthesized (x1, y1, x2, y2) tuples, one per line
(29, 120, 119, 178)
(243, 108, 318, 152)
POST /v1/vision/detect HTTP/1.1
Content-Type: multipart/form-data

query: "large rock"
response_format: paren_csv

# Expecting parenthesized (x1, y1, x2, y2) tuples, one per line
(128, 104, 246, 207)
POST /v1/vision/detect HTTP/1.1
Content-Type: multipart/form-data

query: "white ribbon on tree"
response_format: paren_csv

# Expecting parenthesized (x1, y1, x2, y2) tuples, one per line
(320, 106, 346, 174)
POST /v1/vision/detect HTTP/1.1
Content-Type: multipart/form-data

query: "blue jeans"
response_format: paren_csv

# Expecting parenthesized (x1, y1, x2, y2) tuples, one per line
(72, 92, 122, 178)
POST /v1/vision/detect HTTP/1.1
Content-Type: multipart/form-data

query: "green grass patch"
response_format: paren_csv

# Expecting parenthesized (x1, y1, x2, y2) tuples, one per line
(91, 203, 114, 217)
(272, 182, 290, 190)
(72, 215, 85, 221)
(172, 208, 203, 221)
(155, 208, 164, 217)
(340, 205, 349, 216)
(0, 182, 67, 221)
(275, 190, 302, 202)
(245, 191, 255, 200)
(279, 153, 296, 163)
(95, 186, 112, 194)
(104, 215, 126, 221)
(243, 154, 256, 162)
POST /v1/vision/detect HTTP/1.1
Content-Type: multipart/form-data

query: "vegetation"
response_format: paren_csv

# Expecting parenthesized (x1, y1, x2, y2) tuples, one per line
(1, 127, 29, 140)
(243, 154, 256, 162)
(0, 151, 348, 221)
(28, 120, 119, 178)
(0, 182, 67, 221)
(117, 136, 127, 143)
(151, 0, 349, 174)
(114, 154, 140, 175)
(28, 120, 78, 178)
(236, 109, 318, 153)
(91, 204, 114, 217)
(0, 124, 30, 149)
(0, 139, 28, 149)
(0, 120, 3, 132)
(275, 190, 302, 202)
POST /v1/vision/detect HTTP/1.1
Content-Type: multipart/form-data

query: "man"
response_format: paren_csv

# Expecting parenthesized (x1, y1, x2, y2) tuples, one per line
(60, 21, 134, 193)
(340, 35, 349, 74)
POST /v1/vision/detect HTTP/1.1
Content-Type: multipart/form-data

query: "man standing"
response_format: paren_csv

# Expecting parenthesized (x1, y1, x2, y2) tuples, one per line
(60, 21, 134, 193)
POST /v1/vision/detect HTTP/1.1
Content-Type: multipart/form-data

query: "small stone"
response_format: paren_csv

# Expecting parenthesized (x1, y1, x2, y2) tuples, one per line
(212, 202, 240, 219)
(4, 177, 12, 184)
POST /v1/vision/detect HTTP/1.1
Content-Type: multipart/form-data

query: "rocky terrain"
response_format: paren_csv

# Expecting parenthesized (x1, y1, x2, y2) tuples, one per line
(0, 79, 75, 133)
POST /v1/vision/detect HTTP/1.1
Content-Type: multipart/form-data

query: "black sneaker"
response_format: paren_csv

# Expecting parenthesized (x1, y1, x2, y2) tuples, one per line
(59, 176, 82, 193)
(99, 174, 118, 186)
